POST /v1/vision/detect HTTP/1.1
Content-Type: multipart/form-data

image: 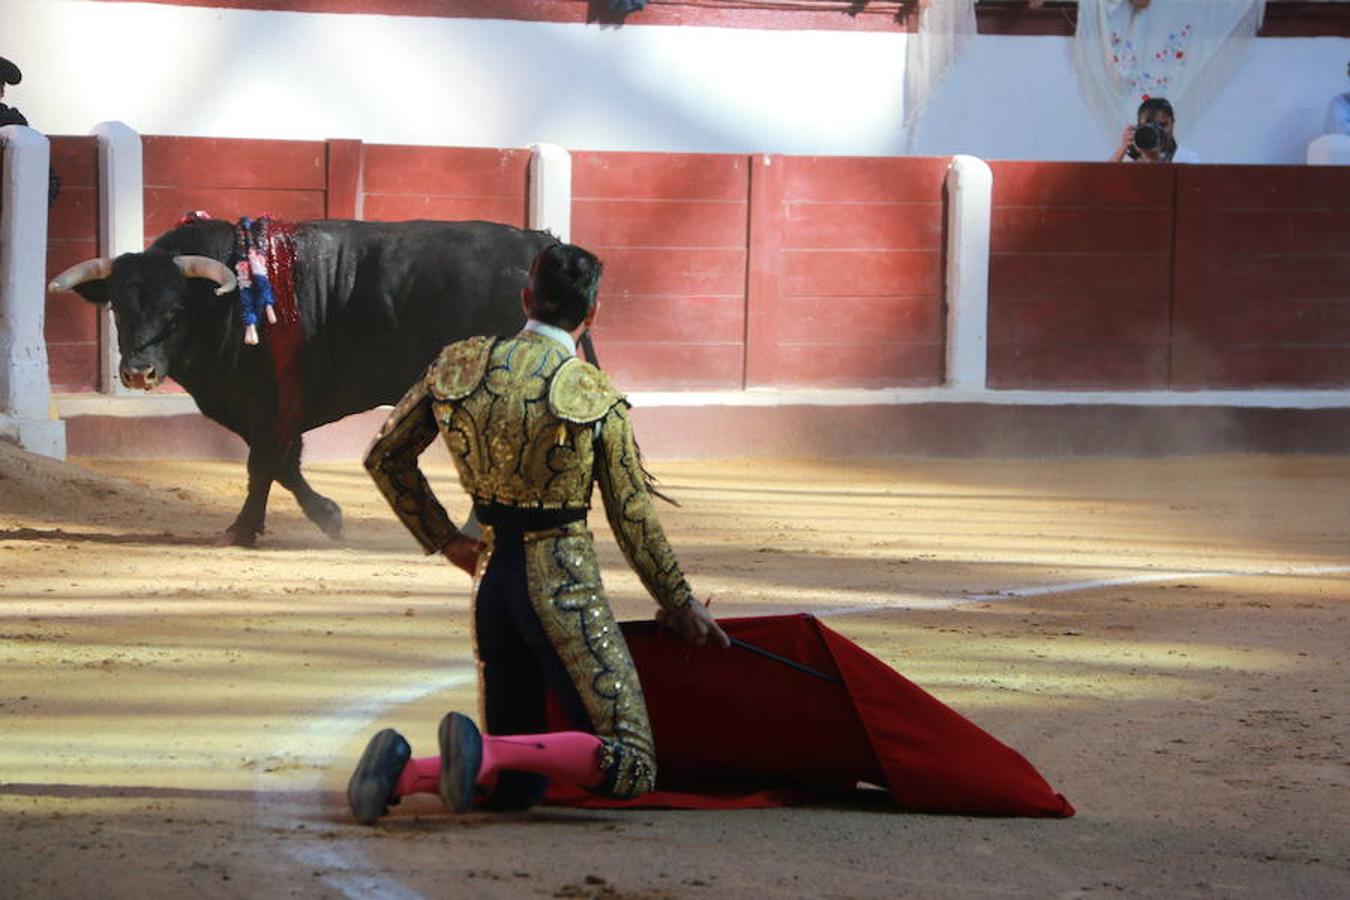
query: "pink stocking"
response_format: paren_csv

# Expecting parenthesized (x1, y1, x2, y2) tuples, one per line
(394, 756, 439, 798)
(480, 731, 604, 789)
(394, 730, 604, 798)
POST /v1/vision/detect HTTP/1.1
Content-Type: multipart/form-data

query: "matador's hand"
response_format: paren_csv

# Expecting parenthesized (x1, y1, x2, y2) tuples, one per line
(441, 534, 483, 575)
(657, 599, 730, 649)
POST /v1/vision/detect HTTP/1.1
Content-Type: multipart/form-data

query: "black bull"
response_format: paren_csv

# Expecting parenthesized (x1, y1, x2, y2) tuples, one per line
(49, 218, 561, 546)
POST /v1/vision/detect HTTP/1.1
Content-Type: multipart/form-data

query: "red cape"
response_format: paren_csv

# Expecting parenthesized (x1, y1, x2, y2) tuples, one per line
(548, 614, 1073, 817)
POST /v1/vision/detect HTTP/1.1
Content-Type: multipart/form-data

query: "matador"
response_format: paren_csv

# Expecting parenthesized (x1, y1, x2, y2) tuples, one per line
(348, 242, 727, 824)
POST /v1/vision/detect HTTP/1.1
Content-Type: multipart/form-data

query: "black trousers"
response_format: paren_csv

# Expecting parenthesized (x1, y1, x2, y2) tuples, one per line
(473, 527, 593, 808)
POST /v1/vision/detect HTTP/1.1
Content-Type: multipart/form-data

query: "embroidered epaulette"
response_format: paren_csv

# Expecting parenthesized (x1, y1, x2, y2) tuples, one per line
(548, 357, 625, 424)
(426, 336, 495, 401)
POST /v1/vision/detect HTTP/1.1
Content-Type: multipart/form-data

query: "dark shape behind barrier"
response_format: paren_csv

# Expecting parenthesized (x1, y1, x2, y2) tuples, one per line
(548, 613, 1074, 817)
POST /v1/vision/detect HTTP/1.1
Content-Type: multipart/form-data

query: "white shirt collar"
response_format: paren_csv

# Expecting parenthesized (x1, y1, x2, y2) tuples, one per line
(522, 319, 577, 355)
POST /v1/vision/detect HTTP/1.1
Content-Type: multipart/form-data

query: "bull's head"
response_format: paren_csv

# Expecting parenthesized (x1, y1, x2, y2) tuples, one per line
(49, 252, 235, 390)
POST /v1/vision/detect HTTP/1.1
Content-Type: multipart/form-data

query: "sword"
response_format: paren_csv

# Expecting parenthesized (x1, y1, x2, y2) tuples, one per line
(727, 637, 842, 684)
(624, 620, 842, 684)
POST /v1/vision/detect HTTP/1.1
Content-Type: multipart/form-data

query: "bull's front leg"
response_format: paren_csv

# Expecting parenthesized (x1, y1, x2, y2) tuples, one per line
(275, 437, 343, 540)
(223, 442, 278, 547)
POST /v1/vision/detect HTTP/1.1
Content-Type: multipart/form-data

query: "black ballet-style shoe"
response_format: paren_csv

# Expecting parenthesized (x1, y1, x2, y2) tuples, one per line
(347, 728, 412, 825)
(438, 712, 483, 814)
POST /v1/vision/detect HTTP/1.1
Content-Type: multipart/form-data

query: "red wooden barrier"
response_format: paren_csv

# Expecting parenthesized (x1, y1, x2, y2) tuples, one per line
(987, 161, 1175, 389)
(142, 136, 328, 237)
(572, 150, 749, 390)
(40, 136, 1350, 398)
(46, 136, 101, 392)
(1172, 165, 1350, 389)
(362, 145, 528, 226)
(750, 155, 948, 388)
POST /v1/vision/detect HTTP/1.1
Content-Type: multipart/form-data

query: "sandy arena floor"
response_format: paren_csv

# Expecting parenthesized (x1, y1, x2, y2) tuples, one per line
(0, 442, 1347, 899)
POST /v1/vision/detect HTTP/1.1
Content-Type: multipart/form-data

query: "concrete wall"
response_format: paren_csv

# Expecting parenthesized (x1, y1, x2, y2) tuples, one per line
(5, 0, 1346, 163)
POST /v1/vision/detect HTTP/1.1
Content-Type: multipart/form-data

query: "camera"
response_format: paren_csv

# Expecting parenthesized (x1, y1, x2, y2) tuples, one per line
(1133, 121, 1165, 153)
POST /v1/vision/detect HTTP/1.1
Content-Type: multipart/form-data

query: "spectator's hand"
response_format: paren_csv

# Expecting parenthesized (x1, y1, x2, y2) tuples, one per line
(657, 599, 730, 649)
(441, 534, 483, 575)
(1112, 125, 1138, 161)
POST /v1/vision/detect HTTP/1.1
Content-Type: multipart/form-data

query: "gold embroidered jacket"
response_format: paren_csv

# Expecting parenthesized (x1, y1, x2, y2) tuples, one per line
(365, 331, 693, 612)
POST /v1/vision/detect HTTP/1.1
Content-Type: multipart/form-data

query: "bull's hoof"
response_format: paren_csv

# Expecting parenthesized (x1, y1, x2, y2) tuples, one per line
(309, 497, 343, 540)
(220, 524, 261, 547)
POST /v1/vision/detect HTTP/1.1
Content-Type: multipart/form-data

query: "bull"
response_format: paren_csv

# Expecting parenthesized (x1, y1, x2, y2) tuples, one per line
(49, 218, 559, 546)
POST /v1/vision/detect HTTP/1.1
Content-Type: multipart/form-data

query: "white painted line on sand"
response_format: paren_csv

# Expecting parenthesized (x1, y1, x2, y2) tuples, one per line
(252, 668, 476, 900)
(961, 564, 1350, 603)
(796, 563, 1350, 617)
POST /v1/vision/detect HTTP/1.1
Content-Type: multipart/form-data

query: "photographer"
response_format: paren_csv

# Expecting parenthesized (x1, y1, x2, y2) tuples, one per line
(0, 56, 27, 126)
(1110, 97, 1200, 164)
(0, 56, 61, 206)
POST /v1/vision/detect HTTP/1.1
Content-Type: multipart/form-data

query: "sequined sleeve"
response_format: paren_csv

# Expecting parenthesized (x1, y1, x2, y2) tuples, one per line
(364, 377, 458, 555)
(595, 403, 693, 612)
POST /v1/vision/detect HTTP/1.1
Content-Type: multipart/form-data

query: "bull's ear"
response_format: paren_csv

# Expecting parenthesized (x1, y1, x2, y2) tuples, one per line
(71, 281, 111, 305)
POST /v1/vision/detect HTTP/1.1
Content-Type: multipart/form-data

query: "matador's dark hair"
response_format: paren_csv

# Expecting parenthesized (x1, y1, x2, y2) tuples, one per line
(527, 242, 603, 331)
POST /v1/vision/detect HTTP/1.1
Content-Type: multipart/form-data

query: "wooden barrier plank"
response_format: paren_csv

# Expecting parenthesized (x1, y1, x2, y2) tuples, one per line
(745, 153, 783, 388)
(49, 136, 98, 187)
(769, 342, 944, 388)
(47, 184, 97, 242)
(782, 156, 949, 204)
(46, 239, 100, 276)
(46, 343, 100, 393)
(597, 247, 747, 297)
(591, 343, 744, 391)
(43, 292, 100, 344)
(573, 150, 751, 389)
(1178, 164, 1350, 210)
(987, 162, 1176, 389)
(45, 136, 102, 392)
(989, 343, 1170, 390)
(990, 253, 1169, 303)
(990, 207, 1172, 255)
(144, 188, 327, 237)
(785, 201, 942, 251)
(1173, 164, 1350, 388)
(1175, 253, 1350, 303)
(362, 145, 529, 196)
(573, 152, 748, 202)
(573, 198, 746, 249)
(783, 249, 942, 299)
(1199, 210, 1350, 257)
(1172, 345, 1350, 389)
(1175, 301, 1350, 346)
(325, 139, 363, 219)
(362, 193, 525, 225)
(773, 295, 943, 344)
(755, 155, 946, 386)
(992, 161, 1174, 209)
(143, 136, 326, 190)
(593, 295, 744, 344)
(991, 299, 1169, 346)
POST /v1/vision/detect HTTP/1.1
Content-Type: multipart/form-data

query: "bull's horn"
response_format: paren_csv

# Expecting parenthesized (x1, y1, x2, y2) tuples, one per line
(48, 257, 113, 293)
(174, 255, 237, 296)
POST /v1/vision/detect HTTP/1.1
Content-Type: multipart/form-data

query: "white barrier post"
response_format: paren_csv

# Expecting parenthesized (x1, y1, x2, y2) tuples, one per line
(529, 143, 572, 242)
(0, 125, 66, 459)
(944, 154, 992, 391)
(92, 121, 143, 394)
